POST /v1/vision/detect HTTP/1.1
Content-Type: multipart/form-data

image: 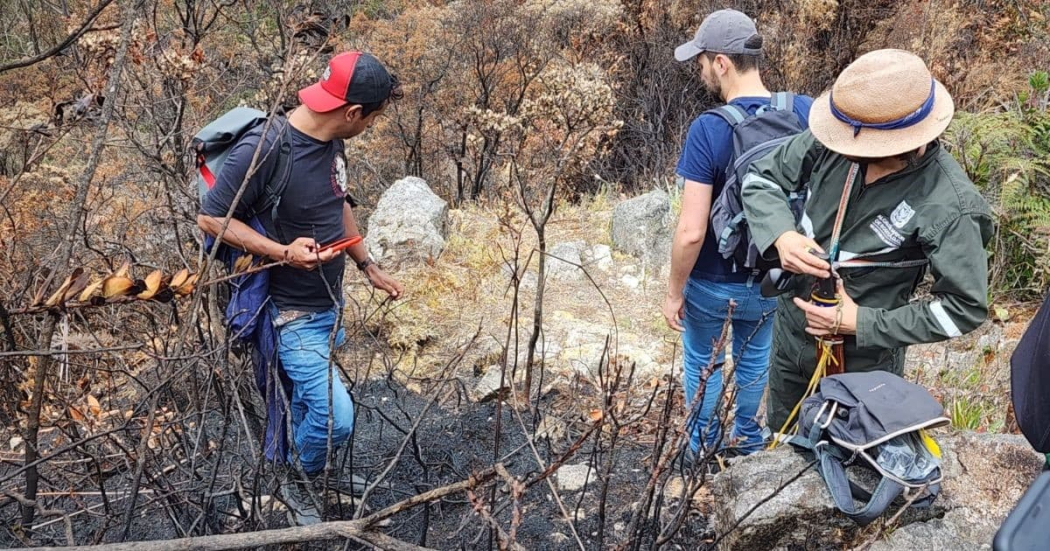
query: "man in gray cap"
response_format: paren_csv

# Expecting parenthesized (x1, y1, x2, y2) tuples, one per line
(663, 9, 813, 469)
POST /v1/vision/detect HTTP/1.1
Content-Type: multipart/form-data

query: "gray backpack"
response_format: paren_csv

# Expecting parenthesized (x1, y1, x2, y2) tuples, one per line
(790, 371, 951, 526)
(708, 92, 805, 272)
(192, 107, 294, 241)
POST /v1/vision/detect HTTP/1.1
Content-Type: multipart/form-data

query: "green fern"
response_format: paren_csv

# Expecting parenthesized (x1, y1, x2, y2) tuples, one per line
(944, 75, 1050, 299)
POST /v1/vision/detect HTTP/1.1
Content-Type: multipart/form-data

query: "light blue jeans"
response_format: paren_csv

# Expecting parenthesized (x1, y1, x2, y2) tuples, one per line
(682, 278, 776, 455)
(275, 306, 353, 475)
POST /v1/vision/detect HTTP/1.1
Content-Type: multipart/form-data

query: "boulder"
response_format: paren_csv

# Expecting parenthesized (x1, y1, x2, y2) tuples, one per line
(366, 177, 448, 266)
(610, 189, 672, 267)
(710, 432, 1043, 550)
(546, 241, 587, 281)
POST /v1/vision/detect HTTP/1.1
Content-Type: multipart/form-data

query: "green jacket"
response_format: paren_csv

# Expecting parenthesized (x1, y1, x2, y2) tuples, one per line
(742, 130, 993, 354)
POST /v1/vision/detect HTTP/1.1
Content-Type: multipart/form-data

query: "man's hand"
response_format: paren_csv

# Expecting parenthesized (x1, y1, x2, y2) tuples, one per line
(793, 280, 858, 336)
(277, 237, 338, 270)
(774, 231, 831, 279)
(364, 264, 403, 299)
(662, 292, 686, 332)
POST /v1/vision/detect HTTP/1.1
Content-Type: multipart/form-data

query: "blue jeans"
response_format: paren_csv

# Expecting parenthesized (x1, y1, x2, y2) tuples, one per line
(682, 278, 776, 455)
(275, 307, 353, 475)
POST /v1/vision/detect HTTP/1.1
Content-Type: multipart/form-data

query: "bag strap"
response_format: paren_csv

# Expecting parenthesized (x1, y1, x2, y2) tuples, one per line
(707, 105, 749, 127)
(770, 92, 795, 112)
(244, 119, 293, 243)
(815, 448, 905, 526)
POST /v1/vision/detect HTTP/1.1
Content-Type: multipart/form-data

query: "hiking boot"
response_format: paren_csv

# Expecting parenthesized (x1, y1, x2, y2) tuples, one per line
(279, 478, 322, 526)
(312, 472, 368, 497)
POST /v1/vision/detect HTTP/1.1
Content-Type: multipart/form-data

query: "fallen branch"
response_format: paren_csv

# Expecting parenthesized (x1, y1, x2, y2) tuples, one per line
(11, 467, 497, 551)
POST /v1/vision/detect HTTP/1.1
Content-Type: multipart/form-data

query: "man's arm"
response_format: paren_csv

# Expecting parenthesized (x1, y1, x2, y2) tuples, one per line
(341, 202, 402, 299)
(855, 212, 993, 349)
(662, 181, 712, 331)
(198, 135, 333, 270)
(196, 213, 332, 270)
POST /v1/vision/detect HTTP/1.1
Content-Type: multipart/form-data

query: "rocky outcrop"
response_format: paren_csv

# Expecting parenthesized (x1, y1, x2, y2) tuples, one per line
(710, 432, 1043, 550)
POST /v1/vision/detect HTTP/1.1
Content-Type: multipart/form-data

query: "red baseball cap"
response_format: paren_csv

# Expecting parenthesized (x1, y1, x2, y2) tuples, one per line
(298, 51, 394, 113)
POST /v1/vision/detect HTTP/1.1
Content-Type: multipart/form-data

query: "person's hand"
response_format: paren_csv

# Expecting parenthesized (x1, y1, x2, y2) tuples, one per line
(365, 264, 403, 299)
(793, 280, 858, 336)
(278, 237, 338, 270)
(774, 231, 831, 279)
(662, 292, 686, 332)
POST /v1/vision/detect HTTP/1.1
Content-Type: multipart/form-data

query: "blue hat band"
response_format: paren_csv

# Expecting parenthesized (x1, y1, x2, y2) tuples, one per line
(830, 79, 936, 137)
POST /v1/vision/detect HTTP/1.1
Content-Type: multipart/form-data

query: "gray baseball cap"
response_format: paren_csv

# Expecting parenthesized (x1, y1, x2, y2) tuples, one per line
(674, 9, 761, 62)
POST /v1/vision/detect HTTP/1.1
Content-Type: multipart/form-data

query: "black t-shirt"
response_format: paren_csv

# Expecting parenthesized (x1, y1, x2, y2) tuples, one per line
(201, 122, 349, 312)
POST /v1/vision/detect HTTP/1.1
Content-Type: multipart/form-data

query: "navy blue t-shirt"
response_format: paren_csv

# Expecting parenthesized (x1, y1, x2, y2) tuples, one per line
(676, 94, 814, 282)
(201, 124, 350, 312)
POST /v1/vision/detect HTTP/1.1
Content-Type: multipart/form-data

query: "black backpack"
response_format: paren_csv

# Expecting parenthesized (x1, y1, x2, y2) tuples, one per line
(790, 371, 951, 526)
(708, 92, 806, 272)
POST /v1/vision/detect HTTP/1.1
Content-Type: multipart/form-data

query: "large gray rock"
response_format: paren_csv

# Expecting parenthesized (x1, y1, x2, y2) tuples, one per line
(366, 177, 448, 266)
(546, 241, 587, 281)
(710, 432, 1043, 550)
(610, 189, 672, 267)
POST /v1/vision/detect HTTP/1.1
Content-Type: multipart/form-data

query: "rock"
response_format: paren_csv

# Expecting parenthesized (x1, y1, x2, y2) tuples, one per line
(710, 432, 1042, 550)
(556, 464, 594, 492)
(546, 241, 587, 280)
(610, 189, 672, 267)
(621, 274, 640, 289)
(866, 509, 993, 551)
(366, 177, 448, 266)
(469, 365, 508, 403)
(583, 244, 613, 272)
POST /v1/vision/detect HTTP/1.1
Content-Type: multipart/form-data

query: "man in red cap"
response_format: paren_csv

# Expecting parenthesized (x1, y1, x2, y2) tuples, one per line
(198, 51, 403, 524)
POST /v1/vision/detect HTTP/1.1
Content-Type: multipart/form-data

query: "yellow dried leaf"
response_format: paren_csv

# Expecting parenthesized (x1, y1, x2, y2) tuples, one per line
(114, 261, 131, 278)
(588, 408, 603, 422)
(87, 395, 101, 417)
(136, 269, 163, 300)
(233, 255, 254, 274)
(169, 268, 189, 290)
(174, 273, 198, 296)
(78, 278, 105, 302)
(102, 276, 135, 298)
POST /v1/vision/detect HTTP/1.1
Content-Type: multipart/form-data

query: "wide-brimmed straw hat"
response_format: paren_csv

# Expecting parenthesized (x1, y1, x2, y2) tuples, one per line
(809, 49, 955, 158)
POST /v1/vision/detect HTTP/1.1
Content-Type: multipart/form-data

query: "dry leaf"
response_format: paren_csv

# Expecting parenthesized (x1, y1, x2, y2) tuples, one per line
(137, 269, 164, 300)
(169, 268, 189, 290)
(102, 276, 135, 298)
(45, 268, 85, 307)
(78, 278, 105, 302)
(587, 408, 603, 421)
(114, 261, 131, 278)
(173, 273, 198, 296)
(69, 406, 86, 423)
(87, 395, 101, 417)
(233, 254, 254, 274)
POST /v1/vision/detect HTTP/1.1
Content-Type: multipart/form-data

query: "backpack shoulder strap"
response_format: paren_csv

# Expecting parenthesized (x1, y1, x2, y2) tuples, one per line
(244, 118, 293, 242)
(706, 104, 748, 127)
(814, 445, 905, 526)
(771, 92, 796, 113)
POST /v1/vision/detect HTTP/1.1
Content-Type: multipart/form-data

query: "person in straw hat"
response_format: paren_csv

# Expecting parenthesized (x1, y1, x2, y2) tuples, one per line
(741, 49, 994, 432)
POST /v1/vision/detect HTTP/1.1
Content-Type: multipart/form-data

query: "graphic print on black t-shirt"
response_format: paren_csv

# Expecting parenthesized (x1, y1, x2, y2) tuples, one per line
(201, 125, 348, 312)
(331, 155, 348, 197)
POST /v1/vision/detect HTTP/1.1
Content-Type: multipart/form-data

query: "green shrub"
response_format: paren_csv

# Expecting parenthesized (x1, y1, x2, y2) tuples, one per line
(944, 71, 1050, 299)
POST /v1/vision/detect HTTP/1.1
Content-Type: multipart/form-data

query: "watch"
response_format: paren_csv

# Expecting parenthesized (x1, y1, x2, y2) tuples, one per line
(356, 255, 375, 271)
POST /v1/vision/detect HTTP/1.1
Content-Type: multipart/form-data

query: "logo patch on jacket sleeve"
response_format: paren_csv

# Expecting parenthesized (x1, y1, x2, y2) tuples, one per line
(890, 200, 915, 229)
